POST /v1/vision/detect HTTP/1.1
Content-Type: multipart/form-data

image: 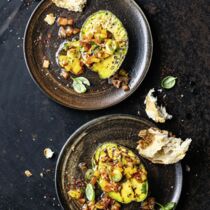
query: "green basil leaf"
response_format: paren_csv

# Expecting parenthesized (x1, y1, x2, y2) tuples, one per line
(85, 169, 94, 180)
(163, 202, 176, 210)
(85, 183, 95, 202)
(156, 203, 165, 210)
(156, 202, 176, 210)
(75, 77, 90, 86)
(72, 77, 82, 84)
(72, 80, 87, 93)
(63, 42, 70, 51)
(71, 77, 90, 93)
(161, 76, 177, 89)
(141, 182, 147, 194)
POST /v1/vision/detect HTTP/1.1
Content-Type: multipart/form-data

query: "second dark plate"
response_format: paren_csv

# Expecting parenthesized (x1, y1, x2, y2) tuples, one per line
(55, 115, 182, 209)
(24, 0, 153, 110)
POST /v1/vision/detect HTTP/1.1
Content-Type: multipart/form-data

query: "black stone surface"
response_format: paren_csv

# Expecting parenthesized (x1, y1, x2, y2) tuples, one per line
(0, 0, 209, 209)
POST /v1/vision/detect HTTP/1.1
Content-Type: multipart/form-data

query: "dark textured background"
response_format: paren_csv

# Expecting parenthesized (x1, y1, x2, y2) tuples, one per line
(0, 0, 209, 209)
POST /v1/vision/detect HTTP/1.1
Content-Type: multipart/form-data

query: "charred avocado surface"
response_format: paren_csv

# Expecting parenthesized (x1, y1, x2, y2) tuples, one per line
(80, 10, 128, 79)
(92, 143, 148, 204)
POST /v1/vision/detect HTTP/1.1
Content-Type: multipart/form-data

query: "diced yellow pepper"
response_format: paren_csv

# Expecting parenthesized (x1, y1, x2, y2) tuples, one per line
(67, 189, 82, 199)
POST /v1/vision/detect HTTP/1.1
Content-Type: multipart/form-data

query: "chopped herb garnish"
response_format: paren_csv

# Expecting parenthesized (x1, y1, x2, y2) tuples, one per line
(85, 183, 95, 201)
(72, 77, 90, 94)
(156, 202, 176, 210)
(161, 76, 177, 89)
(90, 41, 96, 46)
(63, 42, 70, 51)
(141, 182, 147, 194)
(85, 169, 94, 180)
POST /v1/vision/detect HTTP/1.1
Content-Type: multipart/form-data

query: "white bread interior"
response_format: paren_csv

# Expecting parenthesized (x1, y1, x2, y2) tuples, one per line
(144, 89, 172, 123)
(137, 127, 192, 164)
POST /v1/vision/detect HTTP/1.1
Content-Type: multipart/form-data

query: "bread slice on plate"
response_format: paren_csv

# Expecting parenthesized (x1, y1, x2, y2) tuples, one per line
(137, 127, 192, 164)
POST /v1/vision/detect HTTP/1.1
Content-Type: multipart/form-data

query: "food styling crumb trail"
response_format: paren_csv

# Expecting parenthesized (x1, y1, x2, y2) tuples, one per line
(24, 170, 32, 177)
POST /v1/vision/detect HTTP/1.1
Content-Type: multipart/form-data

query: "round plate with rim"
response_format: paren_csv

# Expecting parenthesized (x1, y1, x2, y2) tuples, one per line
(55, 114, 182, 209)
(24, 0, 153, 110)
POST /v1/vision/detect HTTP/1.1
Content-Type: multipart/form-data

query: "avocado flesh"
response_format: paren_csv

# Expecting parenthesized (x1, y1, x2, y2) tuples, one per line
(80, 11, 128, 79)
(92, 143, 148, 204)
(58, 41, 83, 75)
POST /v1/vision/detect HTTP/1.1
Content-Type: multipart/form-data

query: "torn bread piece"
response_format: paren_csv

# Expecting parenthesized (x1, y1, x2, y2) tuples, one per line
(144, 89, 172, 123)
(137, 127, 192, 164)
(52, 0, 87, 12)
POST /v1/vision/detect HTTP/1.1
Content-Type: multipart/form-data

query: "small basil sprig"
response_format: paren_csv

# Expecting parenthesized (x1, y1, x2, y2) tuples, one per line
(72, 77, 90, 93)
(161, 76, 177, 89)
(156, 202, 176, 210)
(85, 183, 95, 201)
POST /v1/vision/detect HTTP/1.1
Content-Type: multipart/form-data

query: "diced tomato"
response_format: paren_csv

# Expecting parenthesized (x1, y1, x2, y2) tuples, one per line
(90, 176, 97, 185)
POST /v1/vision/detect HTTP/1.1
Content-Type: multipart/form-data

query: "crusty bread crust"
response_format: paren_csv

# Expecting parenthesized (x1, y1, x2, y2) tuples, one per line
(144, 89, 172, 123)
(137, 127, 192, 164)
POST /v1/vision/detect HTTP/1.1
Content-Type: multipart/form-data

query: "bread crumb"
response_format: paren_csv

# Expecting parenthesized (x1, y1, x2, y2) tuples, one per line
(44, 13, 56, 25)
(44, 148, 54, 159)
(186, 165, 191, 172)
(25, 170, 32, 177)
(43, 60, 50, 69)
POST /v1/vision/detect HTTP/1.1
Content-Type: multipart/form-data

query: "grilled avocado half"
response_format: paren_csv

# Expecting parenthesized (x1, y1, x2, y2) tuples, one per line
(92, 143, 148, 204)
(80, 10, 128, 79)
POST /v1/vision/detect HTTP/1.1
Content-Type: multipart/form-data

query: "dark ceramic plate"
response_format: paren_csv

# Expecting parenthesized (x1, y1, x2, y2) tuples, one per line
(24, 0, 153, 110)
(55, 115, 182, 210)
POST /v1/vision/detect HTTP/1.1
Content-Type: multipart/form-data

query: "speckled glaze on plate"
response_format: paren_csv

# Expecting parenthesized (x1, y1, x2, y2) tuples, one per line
(55, 115, 182, 210)
(24, 0, 153, 110)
